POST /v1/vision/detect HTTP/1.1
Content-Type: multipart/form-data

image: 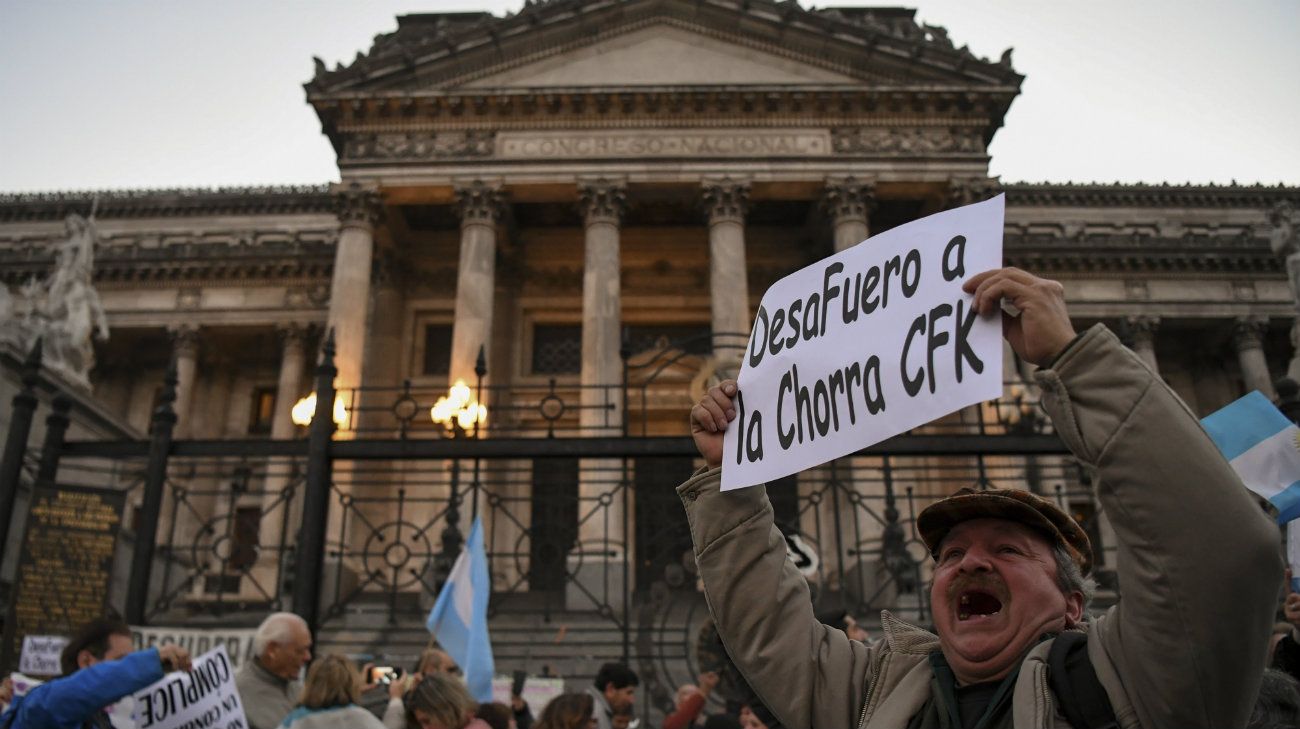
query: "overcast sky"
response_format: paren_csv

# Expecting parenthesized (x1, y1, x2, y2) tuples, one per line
(1, 0, 1296, 192)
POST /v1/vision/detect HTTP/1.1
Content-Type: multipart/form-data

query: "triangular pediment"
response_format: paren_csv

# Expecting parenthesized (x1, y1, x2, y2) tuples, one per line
(459, 26, 860, 89)
(307, 0, 1022, 97)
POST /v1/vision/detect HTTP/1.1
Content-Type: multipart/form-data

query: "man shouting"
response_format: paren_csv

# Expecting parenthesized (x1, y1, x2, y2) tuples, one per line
(682, 267, 1280, 728)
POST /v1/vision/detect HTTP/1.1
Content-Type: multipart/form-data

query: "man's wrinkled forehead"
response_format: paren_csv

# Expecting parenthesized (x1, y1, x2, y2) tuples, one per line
(939, 517, 1053, 551)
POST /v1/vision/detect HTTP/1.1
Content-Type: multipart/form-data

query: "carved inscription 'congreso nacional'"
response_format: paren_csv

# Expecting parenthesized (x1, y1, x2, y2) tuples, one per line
(497, 129, 832, 159)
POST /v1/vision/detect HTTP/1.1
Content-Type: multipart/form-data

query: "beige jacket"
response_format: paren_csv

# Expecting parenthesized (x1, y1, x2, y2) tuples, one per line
(679, 325, 1281, 729)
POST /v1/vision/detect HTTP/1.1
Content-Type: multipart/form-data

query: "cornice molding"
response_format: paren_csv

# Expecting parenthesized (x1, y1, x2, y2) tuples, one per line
(1004, 183, 1299, 209)
(0, 186, 334, 222)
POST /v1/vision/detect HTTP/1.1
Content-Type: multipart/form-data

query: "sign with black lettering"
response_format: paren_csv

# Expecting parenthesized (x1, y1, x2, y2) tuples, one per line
(132, 645, 248, 729)
(131, 627, 256, 670)
(19, 635, 68, 676)
(0, 485, 125, 671)
(722, 195, 1005, 490)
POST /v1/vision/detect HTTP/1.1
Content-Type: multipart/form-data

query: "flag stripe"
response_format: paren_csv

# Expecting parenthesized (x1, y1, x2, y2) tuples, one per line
(1202, 390, 1294, 461)
(1274, 482, 1300, 524)
(1228, 424, 1300, 500)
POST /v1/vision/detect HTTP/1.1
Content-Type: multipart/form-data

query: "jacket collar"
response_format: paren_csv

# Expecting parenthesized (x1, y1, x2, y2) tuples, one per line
(250, 657, 291, 688)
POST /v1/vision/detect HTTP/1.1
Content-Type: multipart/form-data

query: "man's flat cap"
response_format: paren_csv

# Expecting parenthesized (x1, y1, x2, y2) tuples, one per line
(917, 486, 1093, 575)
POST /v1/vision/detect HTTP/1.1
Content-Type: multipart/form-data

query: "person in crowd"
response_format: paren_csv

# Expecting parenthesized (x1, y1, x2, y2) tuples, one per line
(585, 663, 637, 729)
(279, 654, 388, 729)
(0, 677, 11, 715)
(385, 672, 489, 729)
(236, 612, 314, 729)
(1248, 669, 1300, 729)
(1273, 574, 1300, 684)
(842, 614, 870, 643)
(738, 704, 778, 729)
(700, 716, 740, 729)
(684, 267, 1282, 727)
(533, 693, 594, 729)
(473, 702, 512, 729)
(509, 692, 534, 729)
(663, 672, 718, 729)
(415, 649, 461, 677)
(0, 616, 192, 728)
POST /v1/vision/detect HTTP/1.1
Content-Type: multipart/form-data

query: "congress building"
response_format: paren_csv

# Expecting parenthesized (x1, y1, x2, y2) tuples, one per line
(1, 0, 1296, 718)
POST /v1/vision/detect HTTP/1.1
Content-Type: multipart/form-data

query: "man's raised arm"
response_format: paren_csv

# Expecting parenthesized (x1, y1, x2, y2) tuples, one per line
(681, 384, 874, 729)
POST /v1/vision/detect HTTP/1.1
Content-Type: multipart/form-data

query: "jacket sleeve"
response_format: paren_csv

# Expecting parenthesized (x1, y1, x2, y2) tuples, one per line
(662, 691, 706, 729)
(17, 648, 164, 727)
(381, 698, 405, 729)
(679, 471, 874, 729)
(1035, 324, 1283, 729)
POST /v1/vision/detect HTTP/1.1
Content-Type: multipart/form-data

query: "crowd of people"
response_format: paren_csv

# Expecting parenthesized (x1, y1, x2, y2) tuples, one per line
(5, 267, 1300, 727)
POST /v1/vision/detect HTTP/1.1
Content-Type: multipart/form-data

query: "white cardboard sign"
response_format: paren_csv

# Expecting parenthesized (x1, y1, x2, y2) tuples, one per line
(18, 635, 67, 676)
(132, 645, 248, 729)
(131, 626, 257, 669)
(722, 195, 1005, 490)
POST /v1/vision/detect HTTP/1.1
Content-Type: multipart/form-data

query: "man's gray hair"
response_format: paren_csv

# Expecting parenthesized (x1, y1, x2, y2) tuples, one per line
(252, 612, 308, 657)
(1051, 543, 1097, 611)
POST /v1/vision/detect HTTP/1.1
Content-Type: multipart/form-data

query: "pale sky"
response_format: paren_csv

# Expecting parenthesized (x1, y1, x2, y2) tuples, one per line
(1, 0, 1297, 193)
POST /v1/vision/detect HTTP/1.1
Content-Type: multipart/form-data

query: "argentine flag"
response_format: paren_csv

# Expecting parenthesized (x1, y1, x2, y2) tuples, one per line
(1202, 390, 1300, 523)
(426, 516, 495, 701)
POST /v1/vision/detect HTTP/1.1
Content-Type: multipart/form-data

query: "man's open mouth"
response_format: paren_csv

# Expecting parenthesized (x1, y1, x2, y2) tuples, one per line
(958, 590, 1003, 621)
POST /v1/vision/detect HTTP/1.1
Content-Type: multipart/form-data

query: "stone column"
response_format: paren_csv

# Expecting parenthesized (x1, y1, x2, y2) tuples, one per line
(271, 325, 308, 441)
(1122, 316, 1160, 374)
(702, 178, 751, 369)
(451, 182, 505, 387)
(250, 325, 309, 597)
(1234, 316, 1277, 400)
(1269, 202, 1300, 379)
(170, 325, 200, 439)
(822, 177, 876, 252)
(328, 182, 383, 427)
(570, 179, 627, 612)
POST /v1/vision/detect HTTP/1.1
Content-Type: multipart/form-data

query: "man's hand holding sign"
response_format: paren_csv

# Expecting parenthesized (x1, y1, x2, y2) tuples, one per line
(679, 196, 1281, 729)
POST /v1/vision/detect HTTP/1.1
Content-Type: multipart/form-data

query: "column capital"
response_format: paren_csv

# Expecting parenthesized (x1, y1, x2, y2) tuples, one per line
(701, 178, 751, 225)
(276, 323, 311, 351)
(821, 176, 877, 225)
(455, 180, 506, 228)
(168, 324, 200, 359)
(945, 176, 1002, 210)
(577, 178, 627, 226)
(1119, 315, 1159, 346)
(1233, 315, 1269, 352)
(334, 182, 383, 231)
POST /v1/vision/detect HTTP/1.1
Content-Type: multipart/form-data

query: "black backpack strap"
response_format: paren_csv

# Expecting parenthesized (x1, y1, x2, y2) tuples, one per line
(1048, 632, 1120, 729)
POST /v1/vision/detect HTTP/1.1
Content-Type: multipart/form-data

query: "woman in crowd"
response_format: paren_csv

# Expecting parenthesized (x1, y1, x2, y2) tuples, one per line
(385, 672, 491, 729)
(533, 693, 595, 729)
(280, 654, 388, 729)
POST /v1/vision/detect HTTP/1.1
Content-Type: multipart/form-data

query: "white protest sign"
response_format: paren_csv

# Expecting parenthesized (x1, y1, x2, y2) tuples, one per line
(131, 626, 257, 669)
(19, 635, 67, 676)
(9, 672, 43, 698)
(491, 676, 564, 719)
(132, 645, 248, 729)
(723, 195, 1005, 491)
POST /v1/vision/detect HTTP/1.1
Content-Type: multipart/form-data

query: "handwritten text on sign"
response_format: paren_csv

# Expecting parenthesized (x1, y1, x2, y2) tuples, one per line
(722, 195, 1005, 491)
(132, 645, 248, 729)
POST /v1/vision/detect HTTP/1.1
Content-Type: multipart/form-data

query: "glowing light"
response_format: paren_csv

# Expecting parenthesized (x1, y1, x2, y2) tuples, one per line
(291, 392, 348, 427)
(430, 378, 487, 433)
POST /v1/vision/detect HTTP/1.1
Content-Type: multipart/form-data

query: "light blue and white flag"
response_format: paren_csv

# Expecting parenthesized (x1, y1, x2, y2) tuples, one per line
(426, 516, 494, 701)
(1201, 390, 1300, 524)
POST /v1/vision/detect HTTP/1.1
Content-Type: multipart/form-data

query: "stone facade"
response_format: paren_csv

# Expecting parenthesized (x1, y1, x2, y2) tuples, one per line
(1, 1, 1297, 609)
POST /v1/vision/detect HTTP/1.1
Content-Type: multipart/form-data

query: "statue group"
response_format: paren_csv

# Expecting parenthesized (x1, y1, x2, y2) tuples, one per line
(0, 212, 110, 388)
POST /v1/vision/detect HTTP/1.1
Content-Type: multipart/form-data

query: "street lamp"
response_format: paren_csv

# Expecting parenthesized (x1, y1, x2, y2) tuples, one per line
(430, 378, 487, 436)
(291, 392, 348, 428)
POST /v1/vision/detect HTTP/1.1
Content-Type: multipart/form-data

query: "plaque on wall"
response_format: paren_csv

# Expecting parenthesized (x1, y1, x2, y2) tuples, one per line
(1, 485, 126, 673)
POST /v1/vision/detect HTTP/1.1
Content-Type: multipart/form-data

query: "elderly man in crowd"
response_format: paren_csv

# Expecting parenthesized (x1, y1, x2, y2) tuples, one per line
(683, 267, 1282, 728)
(235, 612, 313, 729)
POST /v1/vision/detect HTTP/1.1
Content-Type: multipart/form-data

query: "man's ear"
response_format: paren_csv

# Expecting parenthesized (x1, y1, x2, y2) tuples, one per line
(77, 649, 97, 670)
(1063, 591, 1085, 628)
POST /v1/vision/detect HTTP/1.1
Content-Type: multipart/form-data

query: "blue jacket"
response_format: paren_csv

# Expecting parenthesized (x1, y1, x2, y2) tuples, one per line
(1, 648, 164, 728)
